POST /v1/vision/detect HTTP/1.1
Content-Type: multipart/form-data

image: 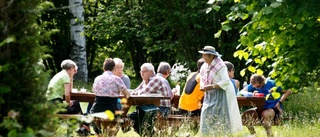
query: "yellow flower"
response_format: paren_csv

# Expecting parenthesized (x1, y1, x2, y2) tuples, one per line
(120, 98, 128, 104)
(104, 110, 115, 121)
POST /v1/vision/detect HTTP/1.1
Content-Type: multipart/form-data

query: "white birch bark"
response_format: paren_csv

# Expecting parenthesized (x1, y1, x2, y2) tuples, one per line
(69, 0, 88, 82)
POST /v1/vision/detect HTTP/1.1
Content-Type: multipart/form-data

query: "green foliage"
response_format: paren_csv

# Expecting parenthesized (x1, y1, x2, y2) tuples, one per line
(82, 0, 243, 81)
(285, 82, 320, 121)
(40, 0, 73, 75)
(218, 0, 320, 91)
(0, 0, 60, 136)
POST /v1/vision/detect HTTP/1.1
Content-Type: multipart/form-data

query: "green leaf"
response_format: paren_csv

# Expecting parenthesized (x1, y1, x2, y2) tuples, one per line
(254, 42, 265, 51)
(8, 129, 17, 137)
(237, 13, 249, 20)
(270, 2, 281, 8)
(243, 52, 249, 60)
(262, 7, 273, 15)
(233, 50, 239, 58)
(212, 5, 221, 11)
(296, 24, 304, 30)
(256, 69, 264, 75)
(222, 24, 232, 31)
(289, 75, 300, 82)
(254, 58, 262, 64)
(240, 69, 246, 77)
(288, 39, 296, 47)
(214, 30, 222, 38)
(0, 36, 16, 47)
(261, 57, 267, 62)
(248, 65, 256, 73)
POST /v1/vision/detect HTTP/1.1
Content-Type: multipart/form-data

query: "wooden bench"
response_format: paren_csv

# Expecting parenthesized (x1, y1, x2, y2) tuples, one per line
(56, 114, 84, 119)
(91, 110, 130, 136)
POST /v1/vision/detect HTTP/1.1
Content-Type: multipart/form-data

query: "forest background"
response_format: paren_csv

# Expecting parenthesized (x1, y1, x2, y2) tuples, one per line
(1, 0, 320, 136)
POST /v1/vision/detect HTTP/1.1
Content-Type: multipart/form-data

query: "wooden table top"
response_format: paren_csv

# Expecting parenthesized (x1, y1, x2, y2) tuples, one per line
(171, 95, 265, 111)
(70, 92, 170, 114)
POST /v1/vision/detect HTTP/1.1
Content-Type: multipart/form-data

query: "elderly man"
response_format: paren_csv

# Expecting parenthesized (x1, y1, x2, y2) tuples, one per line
(133, 63, 171, 110)
(130, 63, 171, 134)
(156, 61, 174, 117)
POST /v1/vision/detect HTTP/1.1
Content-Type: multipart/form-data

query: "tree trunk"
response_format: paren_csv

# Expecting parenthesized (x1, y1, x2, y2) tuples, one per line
(69, 0, 88, 83)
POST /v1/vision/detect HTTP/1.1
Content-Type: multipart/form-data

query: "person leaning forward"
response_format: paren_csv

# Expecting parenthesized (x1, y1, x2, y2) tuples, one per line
(240, 74, 291, 137)
(46, 59, 82, 114)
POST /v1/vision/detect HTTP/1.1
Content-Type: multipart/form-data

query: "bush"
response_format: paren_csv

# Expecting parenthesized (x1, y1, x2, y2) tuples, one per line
(0, 1, 60, 136)
(284, 82, 320, 122)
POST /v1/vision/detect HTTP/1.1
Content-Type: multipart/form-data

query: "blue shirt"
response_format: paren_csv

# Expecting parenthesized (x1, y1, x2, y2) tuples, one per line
(230, 79, 238, 95)
(247, 79, 283, 109)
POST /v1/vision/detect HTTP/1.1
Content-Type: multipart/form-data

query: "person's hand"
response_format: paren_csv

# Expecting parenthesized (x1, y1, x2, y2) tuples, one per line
(172, 88, 177, 95)
(203, 84, 215, 90)
(69, 100, 74, 106)
(132, 91, 138, 95)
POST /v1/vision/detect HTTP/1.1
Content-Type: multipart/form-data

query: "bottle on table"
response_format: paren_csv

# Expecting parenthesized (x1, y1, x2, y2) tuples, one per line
(243, 81, 248, 89)
(175, 82, 180, 95)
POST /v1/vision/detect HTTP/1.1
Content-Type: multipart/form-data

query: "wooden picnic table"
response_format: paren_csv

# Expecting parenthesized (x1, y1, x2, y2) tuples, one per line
(70, 92, 170, 115)
(171, 95, 265, 113)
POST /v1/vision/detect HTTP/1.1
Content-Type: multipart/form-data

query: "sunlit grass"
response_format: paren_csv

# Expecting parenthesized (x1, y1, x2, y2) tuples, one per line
(70, 81, 320, 137)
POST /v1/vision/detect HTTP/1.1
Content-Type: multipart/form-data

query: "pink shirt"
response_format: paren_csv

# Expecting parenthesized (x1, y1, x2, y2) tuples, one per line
(93, 71, 127, 97)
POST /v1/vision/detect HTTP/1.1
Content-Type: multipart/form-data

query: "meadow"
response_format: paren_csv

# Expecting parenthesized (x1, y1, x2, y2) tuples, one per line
(62, 81, 320, 137)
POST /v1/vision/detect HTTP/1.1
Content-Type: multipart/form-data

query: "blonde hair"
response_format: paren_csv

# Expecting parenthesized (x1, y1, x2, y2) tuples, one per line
(113, 58, 124, 66)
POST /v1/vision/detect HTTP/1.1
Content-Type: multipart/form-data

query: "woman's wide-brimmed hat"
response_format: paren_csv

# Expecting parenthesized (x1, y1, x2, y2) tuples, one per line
(198, 46, 222, 57)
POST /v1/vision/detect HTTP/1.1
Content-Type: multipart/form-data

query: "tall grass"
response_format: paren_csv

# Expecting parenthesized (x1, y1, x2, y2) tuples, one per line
(69, 81, 320, 137)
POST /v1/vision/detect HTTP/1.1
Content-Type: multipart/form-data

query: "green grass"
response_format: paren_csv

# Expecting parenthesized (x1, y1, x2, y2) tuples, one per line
(69, 80, 320, 137)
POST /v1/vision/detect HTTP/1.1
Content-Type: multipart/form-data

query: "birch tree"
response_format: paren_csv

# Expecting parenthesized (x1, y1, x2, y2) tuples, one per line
(69, 0, 88, 82)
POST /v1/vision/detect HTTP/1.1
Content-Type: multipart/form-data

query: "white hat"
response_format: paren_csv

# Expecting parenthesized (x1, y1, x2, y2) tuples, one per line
(198, 46, 222, 57)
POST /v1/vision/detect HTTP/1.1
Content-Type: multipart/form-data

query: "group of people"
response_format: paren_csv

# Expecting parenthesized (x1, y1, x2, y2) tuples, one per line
(46, 46, 291, 137)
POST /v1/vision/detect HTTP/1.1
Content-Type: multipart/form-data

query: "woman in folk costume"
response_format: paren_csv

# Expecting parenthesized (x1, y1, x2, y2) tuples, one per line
(198, 46, 242, 136)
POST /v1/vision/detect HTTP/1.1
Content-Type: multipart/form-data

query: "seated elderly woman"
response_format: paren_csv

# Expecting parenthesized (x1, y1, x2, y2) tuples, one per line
(90, 58, 130, 114)
(46, 59, 82, 114)
(90, 58, 131, 135)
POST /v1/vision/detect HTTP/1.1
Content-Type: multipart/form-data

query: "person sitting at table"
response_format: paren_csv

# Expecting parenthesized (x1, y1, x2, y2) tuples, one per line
(113, 58, 131, 109)
(224, 61, 240, 95)
(129, 63, 171, 133)
(240, 74, 291, 137)
(90, 58, 131, 114)
(178, 58, 205, 116)
(90, 58, 131, 134)
(46, 59, 82, 114)
(156, 61, 174, 117)
(86, 58, 131, 114)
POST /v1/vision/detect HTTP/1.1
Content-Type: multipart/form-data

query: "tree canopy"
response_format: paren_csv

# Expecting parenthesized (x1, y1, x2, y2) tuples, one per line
(215, 0, 320, 91)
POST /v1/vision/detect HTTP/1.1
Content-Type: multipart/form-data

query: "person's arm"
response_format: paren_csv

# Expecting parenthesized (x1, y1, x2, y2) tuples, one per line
(202, 84, 220, 91)
(202, 67, 230, 91)
(132, 82, 144, 95)
(141, 78, 161, 95)
(121, 89, 131, 98)
(279, 89, 291, 103)
(235, 80, 240, 91)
